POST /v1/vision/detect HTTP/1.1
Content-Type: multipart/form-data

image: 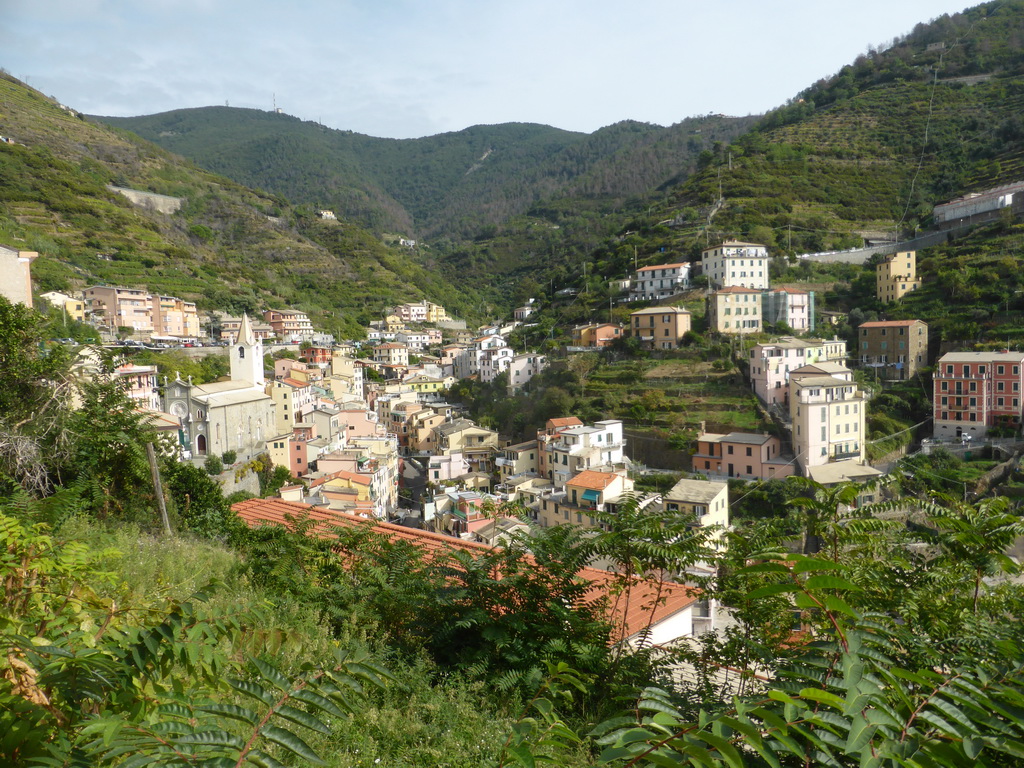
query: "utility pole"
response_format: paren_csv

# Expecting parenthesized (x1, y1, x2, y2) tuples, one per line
(146, 442, 172, 535)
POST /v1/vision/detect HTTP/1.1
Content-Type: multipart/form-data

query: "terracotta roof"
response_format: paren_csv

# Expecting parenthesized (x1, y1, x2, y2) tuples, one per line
(714, 286, 761, 294)
(630, 306, 691, 315)
(278, 377, 310, 388)
(858, 320, 924, 328)
(309, 469, 372, 488)
(637, 262, 688, 272)
(231, 498, 700, 642)
(568, 470, 620, 491)
(546, 417, 583, 429)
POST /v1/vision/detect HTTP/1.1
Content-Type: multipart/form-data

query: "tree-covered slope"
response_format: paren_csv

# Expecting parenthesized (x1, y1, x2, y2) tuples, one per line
(96, 108, 756, 238)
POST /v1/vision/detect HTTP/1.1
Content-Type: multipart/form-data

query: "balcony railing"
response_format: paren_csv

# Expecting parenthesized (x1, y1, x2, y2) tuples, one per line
(832, 448, 861, 460)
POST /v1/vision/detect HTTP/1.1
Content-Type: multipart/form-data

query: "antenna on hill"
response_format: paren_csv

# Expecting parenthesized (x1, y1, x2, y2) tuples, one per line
(273, 92, 276, 111)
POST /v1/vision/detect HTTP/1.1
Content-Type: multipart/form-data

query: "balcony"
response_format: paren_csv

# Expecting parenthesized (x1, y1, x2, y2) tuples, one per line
(832, 448, 861, 461)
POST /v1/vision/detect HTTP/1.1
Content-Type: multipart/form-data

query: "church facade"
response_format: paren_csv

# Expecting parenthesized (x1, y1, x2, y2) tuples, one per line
(162, 314, 275, 463)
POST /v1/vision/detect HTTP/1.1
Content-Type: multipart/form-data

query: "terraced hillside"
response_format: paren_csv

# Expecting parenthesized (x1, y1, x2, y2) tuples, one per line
(0, 73, 488, 334)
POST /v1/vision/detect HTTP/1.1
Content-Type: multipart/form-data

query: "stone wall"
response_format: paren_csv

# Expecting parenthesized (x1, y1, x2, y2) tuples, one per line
(107, 185, 183, 215)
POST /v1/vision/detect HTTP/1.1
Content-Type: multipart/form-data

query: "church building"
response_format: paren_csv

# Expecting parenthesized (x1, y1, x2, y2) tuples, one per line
(162, 314, 275, 463)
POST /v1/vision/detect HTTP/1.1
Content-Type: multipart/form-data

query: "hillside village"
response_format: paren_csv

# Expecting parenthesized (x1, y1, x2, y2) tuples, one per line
(7, 2, 1024, 760)
(5, 182, 1019, 546)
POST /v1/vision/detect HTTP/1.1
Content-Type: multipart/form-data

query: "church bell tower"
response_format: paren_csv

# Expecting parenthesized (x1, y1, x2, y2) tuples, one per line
(230, 313, 264, 387)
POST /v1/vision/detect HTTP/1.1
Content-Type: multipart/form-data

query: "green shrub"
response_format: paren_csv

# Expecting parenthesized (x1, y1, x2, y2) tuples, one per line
(204, 455, 223, 475)
(221, 450, 237, 465)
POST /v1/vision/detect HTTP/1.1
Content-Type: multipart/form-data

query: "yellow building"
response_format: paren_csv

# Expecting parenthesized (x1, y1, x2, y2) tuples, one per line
(707, 287, 762, 334)
(537, 470, 633, 529)
(41, 291, 86, 321)
(629, 306, 692, 349)
(662, 478, 729, 543)
(876, 250, 921, 304)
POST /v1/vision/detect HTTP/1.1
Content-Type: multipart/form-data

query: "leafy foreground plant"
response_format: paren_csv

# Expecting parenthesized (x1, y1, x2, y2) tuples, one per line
(512, 553, 1024, 767)
(0, 500, 394, 767)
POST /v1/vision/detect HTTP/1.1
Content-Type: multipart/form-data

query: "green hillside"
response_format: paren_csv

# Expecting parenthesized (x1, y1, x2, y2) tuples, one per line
(97, 108, 756, 239)
(0, 73, 490, 334)
(647, 0, 1024, 256)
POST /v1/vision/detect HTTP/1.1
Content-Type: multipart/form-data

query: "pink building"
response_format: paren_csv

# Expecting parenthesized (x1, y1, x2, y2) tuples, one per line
(339, 407, 387, 439)
(572, 323, 623, 348)
(933, 351, 1024, 440)
(749, 337, 847, 406)
(427, 453, 471, 482)
(114, 363, 160, 411)
(692, 430, 794, 481)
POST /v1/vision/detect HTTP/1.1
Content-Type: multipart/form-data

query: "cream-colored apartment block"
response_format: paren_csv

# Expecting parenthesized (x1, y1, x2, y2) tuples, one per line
(707, 287, 762, 334)
(789, 369, 866, 473)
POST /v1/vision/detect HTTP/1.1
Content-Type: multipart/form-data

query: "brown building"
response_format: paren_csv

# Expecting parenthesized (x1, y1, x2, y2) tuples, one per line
(857, 319, 928, 380)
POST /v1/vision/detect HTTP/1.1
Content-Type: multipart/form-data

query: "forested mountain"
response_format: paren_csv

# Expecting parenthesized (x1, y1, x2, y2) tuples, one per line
(96, 109, 757, 238)
(93, 0, 1024, 321)
(0, 72, 492, 335)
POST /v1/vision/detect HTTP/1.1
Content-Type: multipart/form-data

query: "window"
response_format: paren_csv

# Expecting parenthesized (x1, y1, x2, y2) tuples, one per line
(746, 447, 752, 456)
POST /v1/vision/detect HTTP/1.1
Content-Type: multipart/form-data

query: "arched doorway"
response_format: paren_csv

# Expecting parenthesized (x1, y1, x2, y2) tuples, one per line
(196, 434, 207, 454)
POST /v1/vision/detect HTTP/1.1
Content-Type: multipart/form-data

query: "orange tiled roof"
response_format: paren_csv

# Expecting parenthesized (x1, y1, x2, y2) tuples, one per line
(858, 319, 922, 328)
(546, 417, 583, 429)
(231, 498, 699, 640)
(715, 286, 760, 294)
(568, 470, 620, 491)
(637, 262, 688, 272)
(309, 469, 372, 488)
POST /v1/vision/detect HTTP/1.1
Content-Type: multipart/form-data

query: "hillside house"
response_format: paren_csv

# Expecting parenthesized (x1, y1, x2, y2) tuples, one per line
(876, 251, 921, 304)
(789, 368, 865, 473)
(263, 308, 314, 342)
(543, 419, 625, 487)
(692, 430, 794, 481)
(858, 319, 928, 380)
(707, 287, 762, 334)
(761, 288, 814, 332)
(749, 337, 848, 406)
(932, 351, 1024, 440)
(662, 478, 730, 544)
(507, 353, 547, 392)
(629, 306, 692, 349)
(701, 240, 770, 290)
(630, 262, 691, 301)
(572, 323, 623, 348)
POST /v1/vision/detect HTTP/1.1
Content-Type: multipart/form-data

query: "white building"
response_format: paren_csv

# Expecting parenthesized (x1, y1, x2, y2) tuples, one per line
(701, 240, 771, 290)
(545, 420, 625, 487)
(630, 262, 691, 301)
(508, 353, 547, 392)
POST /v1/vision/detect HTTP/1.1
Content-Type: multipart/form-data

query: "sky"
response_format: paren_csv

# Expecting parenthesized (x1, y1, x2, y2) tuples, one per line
(4, 0, 976, 140)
